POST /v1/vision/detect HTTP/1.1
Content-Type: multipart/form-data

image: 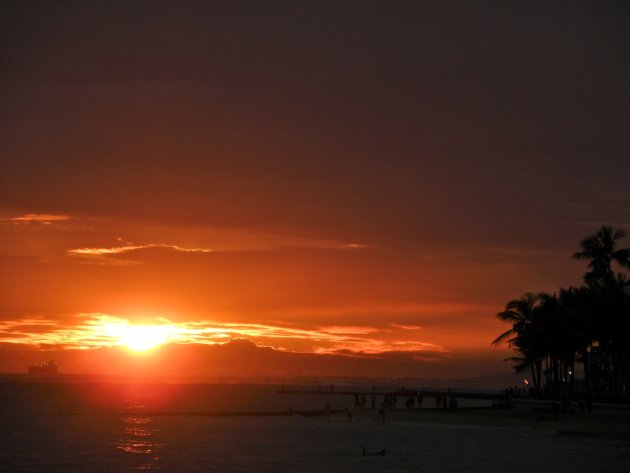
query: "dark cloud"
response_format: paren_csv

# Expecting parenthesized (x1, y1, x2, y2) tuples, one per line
(2, 1, 628, 247)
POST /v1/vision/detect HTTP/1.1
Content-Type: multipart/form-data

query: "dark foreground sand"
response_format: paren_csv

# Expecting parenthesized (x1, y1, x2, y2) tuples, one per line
(355, 399, 630, 440)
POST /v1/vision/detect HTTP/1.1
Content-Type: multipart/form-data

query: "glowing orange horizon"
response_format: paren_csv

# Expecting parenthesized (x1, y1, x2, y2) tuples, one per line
(0, 312, 467, 355)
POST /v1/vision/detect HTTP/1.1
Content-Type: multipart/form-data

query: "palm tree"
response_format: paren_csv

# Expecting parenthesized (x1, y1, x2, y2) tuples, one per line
(573, 227, 630, 400)
(591, 274, 630, 399)
(537, 293, 565, 396)
(572, 226, 630, 285)
(558, 286, 597, 396)
(493, 227, 630, 401)
(493, 293, 544, 391)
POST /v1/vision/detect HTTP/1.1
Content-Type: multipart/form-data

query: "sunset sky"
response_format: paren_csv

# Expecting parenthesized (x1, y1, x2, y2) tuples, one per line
(1, 1, 628, 379)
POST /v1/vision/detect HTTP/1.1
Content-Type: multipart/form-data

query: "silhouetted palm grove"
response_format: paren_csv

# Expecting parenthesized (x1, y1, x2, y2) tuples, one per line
(493, 226, 630, 402)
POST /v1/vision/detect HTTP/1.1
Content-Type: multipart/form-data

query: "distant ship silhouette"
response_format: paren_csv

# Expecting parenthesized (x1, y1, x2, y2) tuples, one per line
(28, 360, 58, 374)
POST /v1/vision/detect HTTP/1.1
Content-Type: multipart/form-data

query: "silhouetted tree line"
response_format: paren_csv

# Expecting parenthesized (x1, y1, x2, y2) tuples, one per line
(493, 226, 630, 402)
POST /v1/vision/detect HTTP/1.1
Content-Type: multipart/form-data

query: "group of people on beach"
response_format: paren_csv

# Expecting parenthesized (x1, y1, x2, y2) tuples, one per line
(349, 388, 458, 413)
(354, 394, 374, 409)
(434, 393, 458, 411)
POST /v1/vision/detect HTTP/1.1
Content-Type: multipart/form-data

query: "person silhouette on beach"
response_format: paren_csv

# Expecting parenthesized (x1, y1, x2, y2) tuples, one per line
(378, 404, 385, 424)
(361, 445, 386, 456)
(448, 395, 457, 412)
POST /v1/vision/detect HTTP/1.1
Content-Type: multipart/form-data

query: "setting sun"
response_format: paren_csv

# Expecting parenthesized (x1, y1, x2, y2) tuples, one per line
(121, 326, 170, 351)
(102, 323, 175, 352)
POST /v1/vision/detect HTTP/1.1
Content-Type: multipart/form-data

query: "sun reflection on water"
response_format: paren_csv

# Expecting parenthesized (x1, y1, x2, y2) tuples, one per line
(116, 395, 163, 470)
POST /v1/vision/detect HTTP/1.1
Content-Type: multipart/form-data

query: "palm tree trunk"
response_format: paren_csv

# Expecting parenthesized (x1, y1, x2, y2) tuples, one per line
(583, 346, 592, 398)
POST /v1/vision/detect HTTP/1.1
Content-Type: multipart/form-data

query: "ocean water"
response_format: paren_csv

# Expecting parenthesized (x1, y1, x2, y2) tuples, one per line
(1, 377, 627, 472)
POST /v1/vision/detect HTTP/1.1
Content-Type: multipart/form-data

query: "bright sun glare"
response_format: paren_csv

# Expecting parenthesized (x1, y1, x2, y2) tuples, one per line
(103, 323, 175, 351)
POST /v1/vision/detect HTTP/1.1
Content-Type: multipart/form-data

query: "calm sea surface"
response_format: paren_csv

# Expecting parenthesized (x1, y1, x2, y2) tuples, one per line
(1, 376, 627, 472)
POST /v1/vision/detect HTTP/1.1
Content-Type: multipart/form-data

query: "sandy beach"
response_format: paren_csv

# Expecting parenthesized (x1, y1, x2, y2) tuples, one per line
(371, 400, 630, 438)
(314, 400, 630, 472)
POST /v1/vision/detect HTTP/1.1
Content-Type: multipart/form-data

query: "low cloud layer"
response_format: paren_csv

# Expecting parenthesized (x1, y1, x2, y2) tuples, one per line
(0, 313, 446, 360)
(4, 214, 72, 224)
